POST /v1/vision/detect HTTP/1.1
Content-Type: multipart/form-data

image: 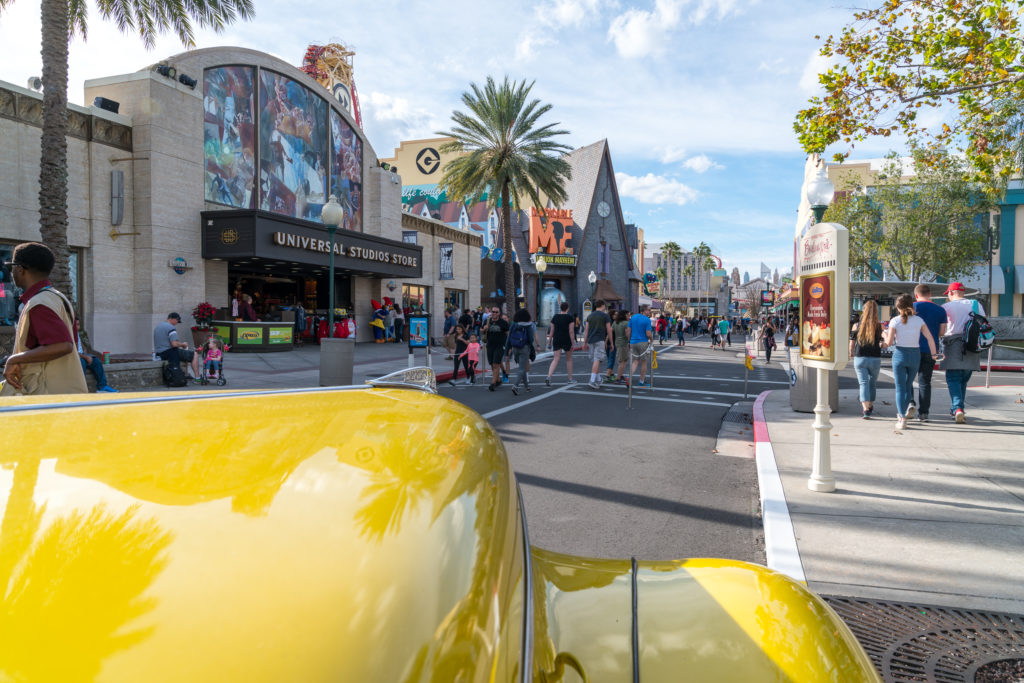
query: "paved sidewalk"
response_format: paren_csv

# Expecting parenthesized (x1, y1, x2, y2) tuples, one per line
(754, 385, 1024, 613)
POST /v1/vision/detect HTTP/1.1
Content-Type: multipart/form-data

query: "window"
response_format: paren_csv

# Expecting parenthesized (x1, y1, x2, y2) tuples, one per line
(0, 244, 18, 325)
(444, 288, 466, 313)
(402, 285, 428, 314)
(402, 231, 418, 244)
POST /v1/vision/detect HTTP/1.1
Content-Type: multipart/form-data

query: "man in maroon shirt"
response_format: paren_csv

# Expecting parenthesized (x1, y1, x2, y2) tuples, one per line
(2, 242, 86, 394)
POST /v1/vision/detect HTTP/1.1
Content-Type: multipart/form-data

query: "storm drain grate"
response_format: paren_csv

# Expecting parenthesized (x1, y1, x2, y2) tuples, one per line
(824, 596, 1024, 682)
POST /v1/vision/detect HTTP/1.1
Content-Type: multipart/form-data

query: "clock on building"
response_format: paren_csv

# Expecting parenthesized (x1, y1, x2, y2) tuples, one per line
(596, 201, 611, 218)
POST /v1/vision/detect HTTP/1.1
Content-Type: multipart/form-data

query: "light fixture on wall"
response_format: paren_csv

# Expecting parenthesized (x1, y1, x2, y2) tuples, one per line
(178, 73, 197, 89)
(156, 64, 177, 79)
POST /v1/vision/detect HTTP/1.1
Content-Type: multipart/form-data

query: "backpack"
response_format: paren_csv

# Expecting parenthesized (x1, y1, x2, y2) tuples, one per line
(508, 323, 529, 349)
(962, 300, 995, 353)
(162, 364, 188, 388)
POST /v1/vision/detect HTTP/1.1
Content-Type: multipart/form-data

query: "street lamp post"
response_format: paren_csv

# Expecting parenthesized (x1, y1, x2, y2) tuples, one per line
(588, 270, 597, 299)
(319, 195, 349, 387)
(321, 195, 345, 332)
(803, 169, 838, 493)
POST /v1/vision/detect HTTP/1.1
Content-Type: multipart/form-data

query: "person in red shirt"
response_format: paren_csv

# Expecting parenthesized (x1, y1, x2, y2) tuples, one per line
(2, 242, 86, 394)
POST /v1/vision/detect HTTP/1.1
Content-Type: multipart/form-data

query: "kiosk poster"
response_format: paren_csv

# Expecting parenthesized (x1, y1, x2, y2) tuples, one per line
(800, 273, 834, 362)
(237, 327, 263, 345)
(408, 316, 429, 348)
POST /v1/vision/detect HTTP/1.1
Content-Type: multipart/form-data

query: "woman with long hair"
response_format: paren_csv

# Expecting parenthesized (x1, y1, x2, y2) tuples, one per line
(849, 300, 885, 418)
(883, 294, 939, 430)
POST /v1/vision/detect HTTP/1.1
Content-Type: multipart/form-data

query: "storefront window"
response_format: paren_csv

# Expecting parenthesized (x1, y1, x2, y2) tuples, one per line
(444, 288, 465, 313)
(203, 66, 256, 208)
(403, 284, 428, 314)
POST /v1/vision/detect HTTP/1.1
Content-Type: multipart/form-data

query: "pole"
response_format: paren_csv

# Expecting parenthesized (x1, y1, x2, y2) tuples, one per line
(744, 360, 748, 400)
(986, 344, 993, 388)
(808, 367, 836, 492)
(327, 225, 337, 332)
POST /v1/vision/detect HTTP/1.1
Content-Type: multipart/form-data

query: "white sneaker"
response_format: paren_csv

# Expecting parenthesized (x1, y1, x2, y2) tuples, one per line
(588, 381, 600, 390)
(567, 378, 578, 385)
(905, 404, 916, 419)
(895, 416, 906, 431)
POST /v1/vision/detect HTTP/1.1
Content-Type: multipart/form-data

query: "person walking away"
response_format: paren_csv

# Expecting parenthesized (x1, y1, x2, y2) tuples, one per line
(385, 305, 396, 342)
(505, 309, 536, 395)
(393, 304, 405, 343)
(849, 300, 884, 418)
(883, 294, 939, 430)
(909, 284, 947, 422)
(612, 310, 631, 382)
(941, 282, 984, 423)
(760, 319, 777, 363)
(656, 314, 667, 345)
(154, 312, 201, 380)
(484, 307, 510, 391)
(603, 312, 621, 383)
(676, 317, 687, 346)
(442, 308, 457, 358)
(545, 302, 576, 386)
(448, 324, 471, 386)
(717, 317, 730, 350)
(627, 304, 654, 386)
(581, 300, 612, 390)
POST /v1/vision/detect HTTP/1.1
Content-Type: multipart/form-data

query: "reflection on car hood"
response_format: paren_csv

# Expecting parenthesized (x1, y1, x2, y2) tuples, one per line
(0, 388, 524, 682)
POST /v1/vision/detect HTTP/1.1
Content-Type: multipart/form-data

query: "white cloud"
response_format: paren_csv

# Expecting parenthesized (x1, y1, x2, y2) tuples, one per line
(615, 172, 699, 205)
(515, 33, 554, 61)
(799, 51, 834, 94)
(660, 145, 688, 164)
(362, 92, 438, 145)
(691, 0, 741, 25)
(546, 0, 604, 27)
(607, 0, 684, 59)
(682, 154, 723, 173)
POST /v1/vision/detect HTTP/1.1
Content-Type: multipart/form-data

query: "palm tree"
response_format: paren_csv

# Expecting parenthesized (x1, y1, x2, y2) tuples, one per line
(438, 76, 572, 313)
(681, 263, 694, 315)
(0, 0, 255, 295)
(692, 241, 714, 314)
(659, 241, 682, 294)
(654, 266, 667, 295)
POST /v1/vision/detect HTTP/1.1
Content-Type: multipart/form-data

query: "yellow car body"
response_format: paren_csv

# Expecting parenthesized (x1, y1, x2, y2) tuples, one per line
(0, 383, 879, 682)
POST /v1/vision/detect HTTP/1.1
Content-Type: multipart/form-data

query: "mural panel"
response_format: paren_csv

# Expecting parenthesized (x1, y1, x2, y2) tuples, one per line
(258, 70, 328, 221)
(203, 66, 256, 208)
(329, 109, 363, 232)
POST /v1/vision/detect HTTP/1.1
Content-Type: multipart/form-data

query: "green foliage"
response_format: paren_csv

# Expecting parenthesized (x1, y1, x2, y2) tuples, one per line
(794, 0, 1024, 191)
(437, 76, 572, 312)
(825, 149, 991, 281)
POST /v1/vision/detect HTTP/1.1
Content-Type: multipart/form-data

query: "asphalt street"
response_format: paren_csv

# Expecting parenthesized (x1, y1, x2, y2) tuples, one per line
(437, 337, 854, 565)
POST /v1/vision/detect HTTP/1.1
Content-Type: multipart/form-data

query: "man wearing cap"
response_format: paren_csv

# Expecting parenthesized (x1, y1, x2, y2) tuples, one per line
(941, 282, 983, 423)
(154, 312, 200, 379)
(1, 242, 87, 395)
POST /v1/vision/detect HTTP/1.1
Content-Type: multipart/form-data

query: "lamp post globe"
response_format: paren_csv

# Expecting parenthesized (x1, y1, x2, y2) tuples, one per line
(587, 270, 597, 285)
(536, 256, 548, 274)
(805, 165, 835, 224)
(320, 195, 345, 331)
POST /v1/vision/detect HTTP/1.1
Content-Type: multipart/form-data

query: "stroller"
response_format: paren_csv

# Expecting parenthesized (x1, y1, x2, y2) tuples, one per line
(198, 335, 228, 387)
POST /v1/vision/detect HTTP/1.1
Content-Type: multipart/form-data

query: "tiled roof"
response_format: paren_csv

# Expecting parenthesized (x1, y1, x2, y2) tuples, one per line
(561, 139, 607, 223)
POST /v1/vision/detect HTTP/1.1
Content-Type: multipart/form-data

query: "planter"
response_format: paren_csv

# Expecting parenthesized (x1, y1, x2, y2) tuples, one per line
(191, 327, 219, 349)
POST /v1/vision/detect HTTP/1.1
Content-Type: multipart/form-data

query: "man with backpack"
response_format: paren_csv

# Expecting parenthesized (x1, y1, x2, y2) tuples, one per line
(941, 282, 992, 423)
(154, 312, 201, 384)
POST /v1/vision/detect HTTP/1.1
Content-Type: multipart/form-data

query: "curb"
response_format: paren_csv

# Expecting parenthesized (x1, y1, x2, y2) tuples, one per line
(981, 364, 1024, 372)
(751, 390, 807, 584)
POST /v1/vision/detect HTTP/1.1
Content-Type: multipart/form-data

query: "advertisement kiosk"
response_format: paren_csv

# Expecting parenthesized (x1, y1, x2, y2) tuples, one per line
(798, 222, 849, 493)
(407, 314, 430, 368)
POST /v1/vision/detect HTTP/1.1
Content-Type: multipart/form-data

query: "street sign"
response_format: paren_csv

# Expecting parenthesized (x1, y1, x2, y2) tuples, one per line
(798, 221, 850, 371)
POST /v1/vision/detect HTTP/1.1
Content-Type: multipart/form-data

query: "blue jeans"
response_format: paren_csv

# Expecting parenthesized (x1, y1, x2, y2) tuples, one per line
(853, 356, 881, 403)
(606, 346, 616, 371)
(80, 356, 110, 390)
(945, 369, 973, 413)
(891, 347, 921, 417)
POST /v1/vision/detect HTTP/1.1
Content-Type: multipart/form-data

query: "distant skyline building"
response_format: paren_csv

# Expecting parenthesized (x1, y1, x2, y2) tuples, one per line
(743, 271, 750, 284)
(760, 262, 771, 280)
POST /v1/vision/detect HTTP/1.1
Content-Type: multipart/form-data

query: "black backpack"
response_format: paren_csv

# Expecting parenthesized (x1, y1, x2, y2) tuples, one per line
(962, 301, 995, 353)
(162, 364, 188, 387)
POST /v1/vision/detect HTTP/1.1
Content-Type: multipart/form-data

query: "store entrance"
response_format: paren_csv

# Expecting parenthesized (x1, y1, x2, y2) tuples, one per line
(227, 262, 353, 322)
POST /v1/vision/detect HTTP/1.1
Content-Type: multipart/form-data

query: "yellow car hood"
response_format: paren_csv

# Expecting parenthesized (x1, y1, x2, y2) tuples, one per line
(0, 388, 525, 682)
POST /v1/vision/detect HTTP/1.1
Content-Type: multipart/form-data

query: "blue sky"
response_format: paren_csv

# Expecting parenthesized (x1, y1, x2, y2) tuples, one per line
(0, 0, 897, 280)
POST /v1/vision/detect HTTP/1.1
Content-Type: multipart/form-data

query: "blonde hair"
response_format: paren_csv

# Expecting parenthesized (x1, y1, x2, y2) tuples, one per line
(895, 293, 915, 324)
(857, 300, 880, 346)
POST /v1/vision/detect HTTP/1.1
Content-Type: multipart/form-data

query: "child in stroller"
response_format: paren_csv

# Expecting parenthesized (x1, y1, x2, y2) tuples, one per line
(200, 335, 227, 386)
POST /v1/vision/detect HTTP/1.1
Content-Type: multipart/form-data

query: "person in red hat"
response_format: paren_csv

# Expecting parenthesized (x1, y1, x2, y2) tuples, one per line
(941, 281, 984, 423)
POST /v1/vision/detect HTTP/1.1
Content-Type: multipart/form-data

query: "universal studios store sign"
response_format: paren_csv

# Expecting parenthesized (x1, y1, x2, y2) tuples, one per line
(201, 211, 423, 279)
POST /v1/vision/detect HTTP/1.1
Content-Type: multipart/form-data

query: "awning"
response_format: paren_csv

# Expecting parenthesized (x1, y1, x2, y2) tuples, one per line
(592, 278, 623, 301)
(958, 265, 1005, 295)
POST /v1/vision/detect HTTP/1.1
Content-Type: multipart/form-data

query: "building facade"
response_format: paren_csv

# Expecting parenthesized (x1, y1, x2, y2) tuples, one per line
(1, 47, 480, 351)
(645, 246, 728, 316)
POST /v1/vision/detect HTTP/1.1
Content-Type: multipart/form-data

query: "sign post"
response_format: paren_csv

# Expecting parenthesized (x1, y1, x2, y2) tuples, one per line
(798, 221, 850, 493)
(407, 314, 430, 369)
